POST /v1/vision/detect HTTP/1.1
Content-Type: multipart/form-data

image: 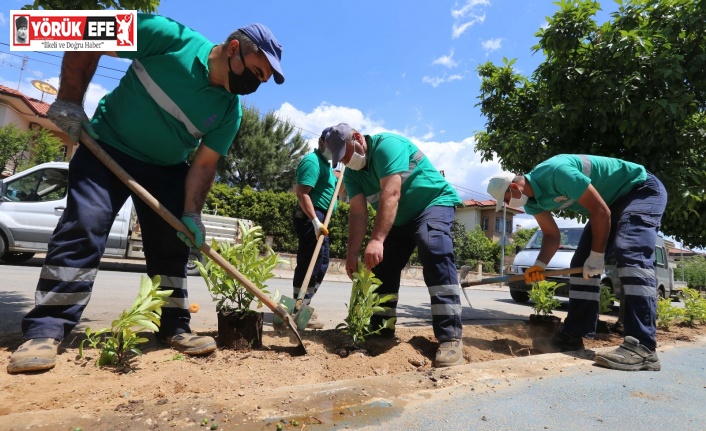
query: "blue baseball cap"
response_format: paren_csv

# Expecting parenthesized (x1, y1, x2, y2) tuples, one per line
(325, 123, 353, 167)
(239, 23, 285, 84)
(319, 127, 332, 142)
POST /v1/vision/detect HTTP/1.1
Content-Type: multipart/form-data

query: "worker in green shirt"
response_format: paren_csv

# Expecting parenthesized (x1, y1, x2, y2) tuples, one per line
(9, 14, 285, 374)
(324, 123, 465, 368)
(488, 154, 667, 371)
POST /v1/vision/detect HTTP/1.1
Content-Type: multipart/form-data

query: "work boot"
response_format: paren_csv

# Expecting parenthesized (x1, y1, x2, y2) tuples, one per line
(533, 330, 585, 353)
(306, 311, 324, 330)
(594, 336, 661, 371)
(162, 333, 216, 355)
(7, 338, 60, 373)
(434, 339, 464, 368)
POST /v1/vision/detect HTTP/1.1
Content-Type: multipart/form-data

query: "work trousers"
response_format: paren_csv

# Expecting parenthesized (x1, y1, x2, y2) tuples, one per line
(370, 206, 463, 341)
(292, 207, 330, 304)
(565, 173, 667, 350)
(22, 142, 192, 341)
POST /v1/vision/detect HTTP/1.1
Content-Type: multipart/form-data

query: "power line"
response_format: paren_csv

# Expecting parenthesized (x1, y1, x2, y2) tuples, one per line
(0, 49, 123, 81)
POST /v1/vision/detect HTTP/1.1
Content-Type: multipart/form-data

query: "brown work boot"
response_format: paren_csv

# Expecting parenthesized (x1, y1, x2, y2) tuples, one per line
(7, 338, 60, 374)
(162, 333, 216, 355)
(306, 311, 324, 330)
(434, 339, 464, 367)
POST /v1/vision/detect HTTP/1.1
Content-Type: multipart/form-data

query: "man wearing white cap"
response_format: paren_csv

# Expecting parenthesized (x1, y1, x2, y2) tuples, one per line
(9, 14, 285, 374)
(324, 124, 464, 368)
(487, 154, 667, 371)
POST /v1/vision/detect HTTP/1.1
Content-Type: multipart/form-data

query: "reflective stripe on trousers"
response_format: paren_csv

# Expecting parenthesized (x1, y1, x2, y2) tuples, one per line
(370, 206, 462, 341)
(22, 143, 192, 340)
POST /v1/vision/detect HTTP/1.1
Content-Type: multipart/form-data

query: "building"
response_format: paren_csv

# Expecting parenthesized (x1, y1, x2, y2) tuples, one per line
(0, 84, 74, 174)
(456, 199, 525, 243)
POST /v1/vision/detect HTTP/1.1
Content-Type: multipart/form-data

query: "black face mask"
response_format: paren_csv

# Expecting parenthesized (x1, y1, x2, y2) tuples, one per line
(227, 50, 261, 95)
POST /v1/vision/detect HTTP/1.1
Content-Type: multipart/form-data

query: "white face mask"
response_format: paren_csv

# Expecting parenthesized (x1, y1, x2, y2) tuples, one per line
(346, 151, 367, 170)
(322, 148, 332, 161)
(508, 187, 528, 207)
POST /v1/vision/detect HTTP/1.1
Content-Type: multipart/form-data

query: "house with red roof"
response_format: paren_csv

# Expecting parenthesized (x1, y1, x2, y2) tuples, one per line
(456, 198, 525, 244)
(0, 84, 75, 174)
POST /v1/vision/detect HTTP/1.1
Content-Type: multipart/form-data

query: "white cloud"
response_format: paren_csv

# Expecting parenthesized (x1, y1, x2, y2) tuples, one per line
(481, 38, 503, 54)
(0, 13, 7, 26)
(433, 50, 459, 68)
(451, 0, 489, 39)
(422, 73, 463, 87)
(514, 214, 586, 229)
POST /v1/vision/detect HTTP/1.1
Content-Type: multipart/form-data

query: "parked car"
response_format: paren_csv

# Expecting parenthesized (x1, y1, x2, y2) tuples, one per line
(508, 227, 680, 303)
(0, 162, 251, 275)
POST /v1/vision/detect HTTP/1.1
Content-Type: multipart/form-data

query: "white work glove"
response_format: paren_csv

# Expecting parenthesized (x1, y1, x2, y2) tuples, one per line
(312, 218, 329, 238)
(583, 251, 605, 279)
(177, 211, 206, 248)
(46, 99, 98, 142)
(524, 260, 547, 284)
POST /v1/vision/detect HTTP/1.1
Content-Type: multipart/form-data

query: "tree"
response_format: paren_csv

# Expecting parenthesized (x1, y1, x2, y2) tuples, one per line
(474, 0, 706, 247)
(467, 226, 498, 271)
(28, 128, 63, 166)
(23, 0, 158, 12)
(677, 255, 706, 290)
(217, 106, 309, 192)
(513, 227, 539, 251)
(0, 123, 31, 175)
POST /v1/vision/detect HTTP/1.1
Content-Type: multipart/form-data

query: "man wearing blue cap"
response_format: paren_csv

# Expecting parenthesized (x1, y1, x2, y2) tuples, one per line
(291, 128, 339, 329)
(324, 124, 465, 367)
(8, 14, 285, 374)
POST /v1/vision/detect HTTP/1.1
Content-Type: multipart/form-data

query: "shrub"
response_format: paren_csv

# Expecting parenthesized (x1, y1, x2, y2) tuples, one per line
(678, 287, 706, 326)
(529, 281, 563, 316)
(656, 297, 683, 330)
(599, 284, 617, 314)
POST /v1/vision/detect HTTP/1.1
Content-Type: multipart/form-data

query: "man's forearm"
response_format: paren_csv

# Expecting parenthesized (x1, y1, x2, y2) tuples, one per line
(184, 164, 215, 214)
(347, 207, 367, 258)
(56, 52, 103, 103)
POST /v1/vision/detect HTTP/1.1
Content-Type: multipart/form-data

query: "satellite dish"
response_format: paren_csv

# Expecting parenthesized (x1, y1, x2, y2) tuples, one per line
(31, 80, 58, 101)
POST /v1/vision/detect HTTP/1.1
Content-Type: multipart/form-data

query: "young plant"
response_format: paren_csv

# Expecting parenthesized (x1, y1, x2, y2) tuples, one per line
(197, 221, 285, 315)
(656, 297, 684, 330)
(336, 263, 397, 345)
(528, 280, 563, 316)
(678, 287, 706, 326)
(79, 275, 172, 367)
(599, 284, 617, 314)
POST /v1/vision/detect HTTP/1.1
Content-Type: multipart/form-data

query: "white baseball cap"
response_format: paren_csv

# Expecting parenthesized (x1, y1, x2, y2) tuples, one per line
(487, 172, 515, 212)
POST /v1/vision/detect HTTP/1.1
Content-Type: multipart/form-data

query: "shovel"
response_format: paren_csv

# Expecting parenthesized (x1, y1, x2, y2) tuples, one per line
(273, 165, 346, 332)
(78, 130, 307, 355)
(459, 267, 583, 309)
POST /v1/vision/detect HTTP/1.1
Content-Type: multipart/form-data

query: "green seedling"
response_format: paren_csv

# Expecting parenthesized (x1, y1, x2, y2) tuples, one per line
(657, 297, 683, 330)
(599, 284, 617, 314)
(336, 263, 397, 345)
(166, 353, 185, 362)
(679, 287, 706, 326)
(528, 280, 563, 316)
(79, 275, 172, 367)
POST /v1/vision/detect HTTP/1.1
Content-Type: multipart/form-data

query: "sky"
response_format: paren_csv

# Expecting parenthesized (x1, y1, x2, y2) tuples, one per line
(0, 0, 623, 231)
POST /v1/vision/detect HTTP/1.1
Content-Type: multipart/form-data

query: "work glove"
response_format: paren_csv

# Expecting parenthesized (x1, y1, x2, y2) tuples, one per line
(583, 251, 605, 279)
(46, 99, 98, 142)
(312, 217, 329, 238)
(524, 260, 547, 284)
(177, 211, 205, 248)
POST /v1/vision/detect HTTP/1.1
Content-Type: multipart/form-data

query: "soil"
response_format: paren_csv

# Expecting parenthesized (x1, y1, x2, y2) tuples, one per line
(1, 318, 705, 431)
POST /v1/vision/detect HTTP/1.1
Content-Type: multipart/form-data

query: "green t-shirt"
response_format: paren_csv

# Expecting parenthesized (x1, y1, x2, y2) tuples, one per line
(296, 149, 337, 212)
(343, 133, 461, 226)
(91, 14, 242, 166)
(523, 154, 647, 216)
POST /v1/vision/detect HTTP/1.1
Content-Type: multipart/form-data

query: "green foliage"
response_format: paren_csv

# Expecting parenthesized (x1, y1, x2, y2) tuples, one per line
(197, 222, 285, 315)
(23, 0, 159, 12)
(217, 105, 309, 192)
(678, 287, 706, 327)
(513, 227, 539, 251)
(451, 218, 472, 267)
(528, 280, 563, 316)
(79, 275, 172, 367)
(677, 256, 706, 289)
(336, 264, 397, 345)
(474, 0, 706, 247)
(599, 284, 617, 314)
(467, 226, 499, 270)
(0, 123, 31, 174)
(28, 128, 63, 166)
(656, 297, 684, 330)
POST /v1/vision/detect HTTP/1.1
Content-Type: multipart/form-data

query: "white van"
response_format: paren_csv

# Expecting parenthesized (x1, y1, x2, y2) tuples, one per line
(508, 227, 678, 303)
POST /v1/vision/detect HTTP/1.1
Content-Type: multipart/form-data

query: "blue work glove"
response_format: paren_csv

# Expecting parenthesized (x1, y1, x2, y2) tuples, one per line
(46, 99, 93, 142)
(177, 211, 205, 248)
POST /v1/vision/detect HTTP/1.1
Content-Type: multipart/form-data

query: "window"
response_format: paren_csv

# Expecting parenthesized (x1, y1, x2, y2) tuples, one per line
(3, 168, 68, 202)
(481, 217, 489, 231)
(655, 246, 666, 268)
(505, 219, 512, 234)
(495, 217, 503, 232)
